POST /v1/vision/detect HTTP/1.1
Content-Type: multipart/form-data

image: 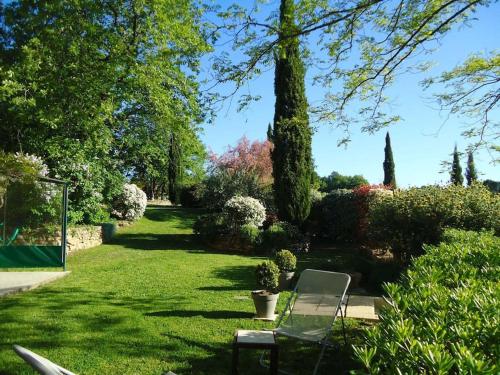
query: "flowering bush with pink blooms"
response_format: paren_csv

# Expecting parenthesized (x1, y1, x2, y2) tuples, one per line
(202, 137, 275, 211)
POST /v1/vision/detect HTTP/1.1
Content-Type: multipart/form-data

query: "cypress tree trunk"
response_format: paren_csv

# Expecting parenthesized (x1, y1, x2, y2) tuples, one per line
(272, 0, 312, 224)
(450, 145, 464, 186)
(168, 132, 181, 204)
(465, 151, 478, 186)
(383, 132, 396, 188)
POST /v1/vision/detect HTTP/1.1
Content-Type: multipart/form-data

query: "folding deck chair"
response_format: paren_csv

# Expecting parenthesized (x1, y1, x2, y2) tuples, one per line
(12, 345, 178, 375)
(12, 345, 76, 375)
(263, 269, 351, 375)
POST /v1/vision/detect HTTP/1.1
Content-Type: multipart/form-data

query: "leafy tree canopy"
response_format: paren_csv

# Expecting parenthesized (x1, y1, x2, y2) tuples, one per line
(0, 0, 210, 222)
(320, 171, 369, 192)
(207, 0, 497, 148)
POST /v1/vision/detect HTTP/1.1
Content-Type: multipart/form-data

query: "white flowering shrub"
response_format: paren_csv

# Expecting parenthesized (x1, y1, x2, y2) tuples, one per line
(223, 195, 266, 228)
(112, 183, 147, 221)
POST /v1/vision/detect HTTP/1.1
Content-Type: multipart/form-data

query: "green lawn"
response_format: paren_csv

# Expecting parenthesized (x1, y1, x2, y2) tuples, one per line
(0, 207, 368, 374)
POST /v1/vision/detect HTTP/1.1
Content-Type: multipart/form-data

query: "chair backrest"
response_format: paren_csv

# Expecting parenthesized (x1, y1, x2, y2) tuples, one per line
(276, 269, 350, 342)
(13, 345, 76, 375)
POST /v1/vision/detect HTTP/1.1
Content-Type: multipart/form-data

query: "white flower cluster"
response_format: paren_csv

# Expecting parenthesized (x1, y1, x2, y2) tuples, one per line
(223, 195, 266, 228)
(14, 153, 58, 202)
(112, 183, 147, 221)
(15, 152, 49, 177)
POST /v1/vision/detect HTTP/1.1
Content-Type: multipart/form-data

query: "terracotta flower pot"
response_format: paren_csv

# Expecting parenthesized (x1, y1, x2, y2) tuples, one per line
(278, 271, 295, 291)
(251, 290, 279, 320)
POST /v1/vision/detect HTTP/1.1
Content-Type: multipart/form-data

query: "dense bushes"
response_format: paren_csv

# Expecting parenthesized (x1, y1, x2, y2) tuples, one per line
(308, 186, 391, 243)
(112, 184, 147, 221)
(354, 229, 500, 374)
(200, 170, 274, 211)
(368, 183, 499, 260)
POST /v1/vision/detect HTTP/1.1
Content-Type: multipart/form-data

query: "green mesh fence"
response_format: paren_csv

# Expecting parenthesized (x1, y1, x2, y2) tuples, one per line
(0, 177, 67, 268)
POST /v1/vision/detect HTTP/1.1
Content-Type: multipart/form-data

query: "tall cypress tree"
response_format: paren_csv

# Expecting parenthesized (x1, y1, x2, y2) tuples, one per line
(465, 151, 478, 186)
(168, 132, 181, 204)
(267, 123, 273, 142)
(450, 145, 464, 186)
(272, 0, 312, 224)
(383, 132, 396, 188)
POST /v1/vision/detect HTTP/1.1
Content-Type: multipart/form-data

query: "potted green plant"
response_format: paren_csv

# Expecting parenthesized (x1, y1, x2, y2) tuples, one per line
(252, 260, 280, 320)
(275, 249, 297, 291)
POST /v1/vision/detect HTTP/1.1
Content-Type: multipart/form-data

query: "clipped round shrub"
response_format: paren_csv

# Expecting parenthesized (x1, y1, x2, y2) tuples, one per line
(112, 183, 147, 221)
(239, 224, 262, 247)
(255, 260, 280, 292)
(274, 249, 297, 272)
(223, 195, 266, 228)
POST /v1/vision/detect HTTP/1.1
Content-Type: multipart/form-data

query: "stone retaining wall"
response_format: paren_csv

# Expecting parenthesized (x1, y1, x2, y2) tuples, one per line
(67, 226, 103, 255)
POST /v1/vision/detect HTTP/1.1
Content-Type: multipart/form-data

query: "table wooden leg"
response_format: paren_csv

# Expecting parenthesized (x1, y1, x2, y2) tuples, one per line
(231, 343, 239, 375)
(270, 347, 278, 375)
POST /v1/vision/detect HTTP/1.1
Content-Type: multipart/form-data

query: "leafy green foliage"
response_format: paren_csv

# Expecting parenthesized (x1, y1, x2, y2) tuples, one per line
(274, 249, 297, 272)
(368, 184, 500, 261)
(262, 221, 302, 251)
(423, 51, 499, 150)
(319, 172, 369, 192)
(211, 1, 494, 146)
(451, 145, 464, 185)
(0, 0, 209, 222)
(200, 169, 273, 212)
(255, 260, 280, 292)
(272, 0, 312, 225)
(483, 179, 500, 193)
(238, 224, 262, 248)
(354, 229, 500, 374)
(383, 132, 396, 188)
(309, 189, 359, 242)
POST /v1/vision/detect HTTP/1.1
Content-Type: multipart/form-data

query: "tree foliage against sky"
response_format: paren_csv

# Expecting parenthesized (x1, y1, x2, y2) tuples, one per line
(208, 0, 498, 148)
(0, 0, 210, 221)
(320, 171, 369, 192)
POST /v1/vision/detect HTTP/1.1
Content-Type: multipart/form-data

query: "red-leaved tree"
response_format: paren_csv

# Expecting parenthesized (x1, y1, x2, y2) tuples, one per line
(209, 136, 274, 184)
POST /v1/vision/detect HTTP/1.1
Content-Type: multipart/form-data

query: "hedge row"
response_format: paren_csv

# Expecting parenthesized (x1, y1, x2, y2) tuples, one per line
(369, 183, 499, 260)
(354, 229, 499, 374)
(309, 183, 499, 261)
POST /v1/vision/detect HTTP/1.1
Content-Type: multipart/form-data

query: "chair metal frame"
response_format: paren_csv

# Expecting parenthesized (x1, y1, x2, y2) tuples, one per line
(261, 269, 351, 375)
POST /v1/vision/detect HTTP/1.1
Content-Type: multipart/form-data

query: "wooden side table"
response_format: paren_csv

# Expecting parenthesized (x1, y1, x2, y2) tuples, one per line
(232, 330, 278, 375)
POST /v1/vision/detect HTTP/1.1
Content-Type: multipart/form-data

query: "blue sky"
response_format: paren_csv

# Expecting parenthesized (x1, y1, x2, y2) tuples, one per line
(200, 2, 499, 187)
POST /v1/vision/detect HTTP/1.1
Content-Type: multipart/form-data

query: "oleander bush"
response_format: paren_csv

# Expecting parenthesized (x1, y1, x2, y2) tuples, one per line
(368, 183, 499, 261)
(112, 183, 147, 221)
(354, 229, 500, 374)
(223, 196, 266, 229)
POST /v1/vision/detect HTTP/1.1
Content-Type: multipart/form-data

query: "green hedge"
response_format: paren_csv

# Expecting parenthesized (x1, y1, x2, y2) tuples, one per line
(368, 183, 499, 261)
(354, 229, 499, 374)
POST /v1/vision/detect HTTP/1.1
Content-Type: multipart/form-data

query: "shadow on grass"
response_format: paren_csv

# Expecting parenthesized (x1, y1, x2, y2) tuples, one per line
(111, 233, 203, 251)
(146, 310, 253, 319)
(198, 265, 257, 291)
(144, 207, 201, 226)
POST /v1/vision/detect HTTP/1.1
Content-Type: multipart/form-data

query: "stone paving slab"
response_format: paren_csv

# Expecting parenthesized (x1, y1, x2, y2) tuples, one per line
(343, 295, 387, 321)
(0, 271, 70, 297)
